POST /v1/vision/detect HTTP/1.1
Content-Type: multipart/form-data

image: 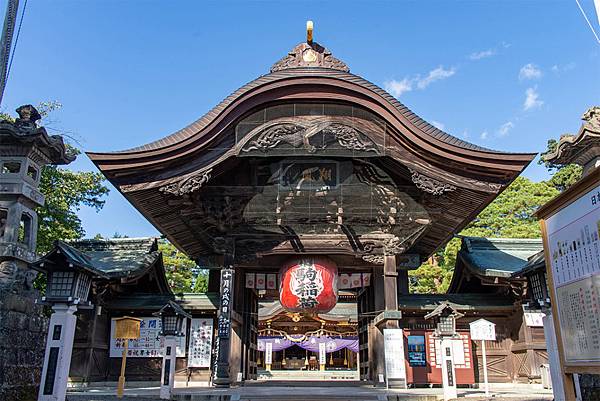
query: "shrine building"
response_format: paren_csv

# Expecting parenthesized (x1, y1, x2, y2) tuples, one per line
(79, 29, 539, 386)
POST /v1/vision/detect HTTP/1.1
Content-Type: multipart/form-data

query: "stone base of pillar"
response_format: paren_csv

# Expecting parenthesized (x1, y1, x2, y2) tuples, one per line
(0, 290, 48, 401)
(160, 336, 177, 399)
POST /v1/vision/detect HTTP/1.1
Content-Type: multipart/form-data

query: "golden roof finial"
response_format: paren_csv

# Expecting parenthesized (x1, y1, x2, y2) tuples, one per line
(306, 20, 313, 44)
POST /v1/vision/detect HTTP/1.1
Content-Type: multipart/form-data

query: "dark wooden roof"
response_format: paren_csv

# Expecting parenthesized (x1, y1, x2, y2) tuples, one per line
(34, 237, 171, 294)
(448, 237, 541, 293)
(86, 42, 535, 263)
(397, 294, 515, 312)
(104, 293, 219, 312)
(66, 237, 161, 278)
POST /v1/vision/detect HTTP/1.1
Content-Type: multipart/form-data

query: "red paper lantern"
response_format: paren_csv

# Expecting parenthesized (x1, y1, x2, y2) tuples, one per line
(279, 257, 338, 314)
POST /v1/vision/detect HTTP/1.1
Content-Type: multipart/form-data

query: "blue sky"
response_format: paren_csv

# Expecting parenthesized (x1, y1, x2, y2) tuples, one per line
(3, 0, 600, 238)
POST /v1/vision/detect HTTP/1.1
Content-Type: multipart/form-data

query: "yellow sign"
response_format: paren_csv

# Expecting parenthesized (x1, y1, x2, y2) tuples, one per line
(114, 316, 142, 340)
(113, 316, 141, 398)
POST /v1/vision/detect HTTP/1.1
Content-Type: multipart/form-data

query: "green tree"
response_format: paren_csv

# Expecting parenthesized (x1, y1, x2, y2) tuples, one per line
(408, 260, 453, 294)
(459, 177, 559, 239)
(159, 240, 208, 294)
(410, 176, 560, 293)
(37, 161, 109, 252)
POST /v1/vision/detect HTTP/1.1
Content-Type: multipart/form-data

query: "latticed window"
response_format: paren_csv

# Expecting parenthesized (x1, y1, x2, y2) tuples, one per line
(74, 273, 91, 300)
(49, 271, 74, 298)
(530, 273, 544, 301)
(438, 316, 455, 335)
(162, 315, 179, 335)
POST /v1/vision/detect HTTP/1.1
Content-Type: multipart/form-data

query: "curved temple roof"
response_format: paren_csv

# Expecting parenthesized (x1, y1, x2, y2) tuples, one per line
(88, 42, 534, 177)
(87, 40, 536, 261)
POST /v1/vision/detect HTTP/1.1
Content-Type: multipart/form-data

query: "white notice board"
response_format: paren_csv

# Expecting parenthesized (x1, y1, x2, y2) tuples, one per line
(469, 319, 496, 341)
(187, 318, 213, 367)
(383, 329, 407, 380)
(110, 317, 186, 358)
(545, 183, 600, 364)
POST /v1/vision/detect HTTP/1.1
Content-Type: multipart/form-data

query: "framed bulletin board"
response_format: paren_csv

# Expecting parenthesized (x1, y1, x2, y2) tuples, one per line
(537, 169, 600, 381)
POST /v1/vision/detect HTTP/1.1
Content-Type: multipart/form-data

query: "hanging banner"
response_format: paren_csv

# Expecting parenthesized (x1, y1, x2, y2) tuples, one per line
(279, 257, 338, 313)
(255, 273, 266, 289)
(245, 273, 255, 289)
(109, 317, 186, 358)
(266, 274, 277, 289)
(187, 318, 213, 368)
(265, 342, 273, 365)
(218, 268, 234, 338)
(318, 342, 326, 365)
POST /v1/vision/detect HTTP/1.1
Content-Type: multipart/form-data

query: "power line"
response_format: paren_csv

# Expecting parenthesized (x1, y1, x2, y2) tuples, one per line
(6, 0, 27, 82)
(575, 0, 600, 44)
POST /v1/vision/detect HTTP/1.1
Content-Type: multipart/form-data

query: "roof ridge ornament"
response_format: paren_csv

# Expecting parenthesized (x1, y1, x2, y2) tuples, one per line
(270, 21, 349, 73)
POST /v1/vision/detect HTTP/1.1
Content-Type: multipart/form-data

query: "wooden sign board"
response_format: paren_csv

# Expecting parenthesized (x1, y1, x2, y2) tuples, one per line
(114, 316, 142, 340)
(537, 169, 600, 376)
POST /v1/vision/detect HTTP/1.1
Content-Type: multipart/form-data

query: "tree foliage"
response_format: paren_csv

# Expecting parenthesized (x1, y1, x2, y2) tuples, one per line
(37, 160, 109, 252)
(460, 177, 559, 239)
(409, 175, 561, 294)
(158, 240, 208, 294)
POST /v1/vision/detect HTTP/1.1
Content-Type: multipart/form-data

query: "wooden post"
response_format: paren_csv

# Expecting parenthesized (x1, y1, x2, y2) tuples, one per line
(481, 340, 489, 397)
(117, 341, 128, 398)
(113, 316, 141, 399)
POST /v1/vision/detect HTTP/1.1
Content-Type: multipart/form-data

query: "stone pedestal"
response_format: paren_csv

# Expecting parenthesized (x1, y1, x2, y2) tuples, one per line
(439, 337, 458, 401)
(38, 304, 77, 401)
(0, 290, 48, 401)
(160, 336, 177, 399)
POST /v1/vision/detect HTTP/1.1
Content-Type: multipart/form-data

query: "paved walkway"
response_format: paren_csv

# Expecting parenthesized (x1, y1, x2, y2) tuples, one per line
(66, 382, 554, 401)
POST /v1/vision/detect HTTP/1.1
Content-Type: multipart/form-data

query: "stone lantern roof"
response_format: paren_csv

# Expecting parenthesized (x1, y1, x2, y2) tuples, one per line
(0, 105, 75, 165)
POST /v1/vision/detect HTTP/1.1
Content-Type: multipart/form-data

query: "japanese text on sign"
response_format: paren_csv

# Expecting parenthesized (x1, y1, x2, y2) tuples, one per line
(109, 317, 186, 358)
(187, 318, 213, 368)
(218, 268, 234, 338)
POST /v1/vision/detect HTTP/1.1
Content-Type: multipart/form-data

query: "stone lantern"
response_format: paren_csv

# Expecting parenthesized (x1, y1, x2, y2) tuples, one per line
(0, 105, 74, 400)
(153, 300, 190, 399)
(33, 241, 108, 401)
(0, 105, 74, 289)
(425, 302, 464, 401)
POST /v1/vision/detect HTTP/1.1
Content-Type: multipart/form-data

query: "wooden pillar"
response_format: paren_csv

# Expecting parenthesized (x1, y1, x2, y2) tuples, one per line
(207, 269, 220, 293)
(83, 307, 100, 383)
(397, 269, 409, 296)
(370, 255, 399, 385)
(213, 268, 234, 387)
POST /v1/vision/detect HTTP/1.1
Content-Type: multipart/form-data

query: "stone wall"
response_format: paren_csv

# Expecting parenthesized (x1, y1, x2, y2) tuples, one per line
(0, 291, 48, 401)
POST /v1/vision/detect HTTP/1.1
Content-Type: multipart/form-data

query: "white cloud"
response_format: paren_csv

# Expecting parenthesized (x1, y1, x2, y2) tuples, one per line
(416, 66, 456, 89)
(480, 131, 489, 140)
(469, 49, 496, 60)
(462, 130, 469, 139)
(384, 78, 413, 97)
(524, 87, 543, 111)
(384, 65, 456, 98)
(497, 121, 514, 137)
(431, 120, 445, 130)
(519, 63, 542, 80)
(551, 62, 576, 74)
